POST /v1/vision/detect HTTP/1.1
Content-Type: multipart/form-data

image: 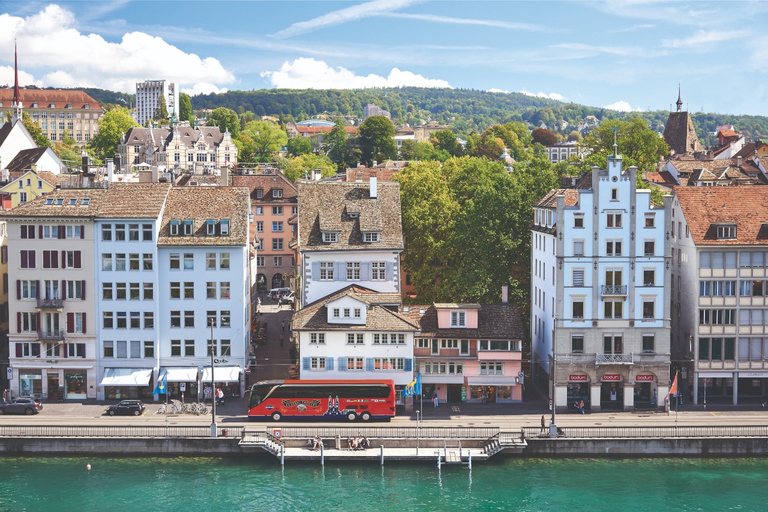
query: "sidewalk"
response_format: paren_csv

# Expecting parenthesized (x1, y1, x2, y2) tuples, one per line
(251, 296, 294, 382)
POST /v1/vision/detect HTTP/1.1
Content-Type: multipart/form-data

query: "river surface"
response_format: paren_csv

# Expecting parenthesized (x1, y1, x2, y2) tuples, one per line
(1, 456, 767, 511)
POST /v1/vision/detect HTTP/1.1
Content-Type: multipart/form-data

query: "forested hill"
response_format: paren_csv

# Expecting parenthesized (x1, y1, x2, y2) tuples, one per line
(89, 86, 768, 144)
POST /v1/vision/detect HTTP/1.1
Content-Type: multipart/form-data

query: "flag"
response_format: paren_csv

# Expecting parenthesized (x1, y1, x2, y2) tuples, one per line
(665, 372, 678, 401)
(403, 373, 421, 398)
(153, 373, 167, 395)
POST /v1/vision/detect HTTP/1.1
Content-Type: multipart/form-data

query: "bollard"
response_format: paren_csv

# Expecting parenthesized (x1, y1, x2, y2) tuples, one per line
(281, 444, 285, 466)
(380, 445, 384, 466)
(468, 450, 472, 469)
(437, 450, 441, 470)
(320, 443, 324, 466)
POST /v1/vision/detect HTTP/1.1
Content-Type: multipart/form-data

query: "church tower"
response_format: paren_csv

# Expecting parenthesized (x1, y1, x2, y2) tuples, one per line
(11, 41, 23, 125)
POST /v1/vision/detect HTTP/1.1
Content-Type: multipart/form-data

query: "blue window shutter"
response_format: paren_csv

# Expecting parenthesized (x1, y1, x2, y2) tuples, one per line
(302, 357, 310, 370)
(311, 261, 320, 280)
(366, 358, 374, 372)
(338, 357, 347, 371)
(326, 357, 334, 371)
(360, 262, 371, 281)
(386, 262, 394, 281)
(336, 261, 346, 281)
(404, 358, 413, 372)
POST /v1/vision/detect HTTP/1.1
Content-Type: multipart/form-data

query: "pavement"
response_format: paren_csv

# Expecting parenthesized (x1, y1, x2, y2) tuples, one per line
(250, 296, 296, 382)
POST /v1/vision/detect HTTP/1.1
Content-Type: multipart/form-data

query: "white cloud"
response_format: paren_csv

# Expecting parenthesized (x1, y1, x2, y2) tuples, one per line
(383, 12, 544, 31)
(0, 4, 235, 93)
(270, 0, 422, 38)
(488, 88, 509, 94)
(183, 83, 229, 96)
(261, 58, 451, 89)
(521, 90, 565, 101)
(603, 101, 643, 112)
(0, 66, 41, 88)
(662, 29, 748, 49)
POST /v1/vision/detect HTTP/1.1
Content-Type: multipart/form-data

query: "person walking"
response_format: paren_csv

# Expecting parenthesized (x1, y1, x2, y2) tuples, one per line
(281, 321, 285, 331)
(540, 415, 546, 433)
(432, 391, 438, 408)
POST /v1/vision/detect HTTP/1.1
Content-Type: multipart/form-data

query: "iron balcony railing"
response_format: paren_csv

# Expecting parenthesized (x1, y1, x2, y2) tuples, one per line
(600, 284, 627, 296)
(36, 329, 66, 341)
(595, 353, 633, 365)
(36, 297, 64, 309)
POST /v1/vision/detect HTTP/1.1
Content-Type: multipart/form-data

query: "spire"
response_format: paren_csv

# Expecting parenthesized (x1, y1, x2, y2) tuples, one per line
(12, 39, 23, 124)
(676, 82, 683, 112)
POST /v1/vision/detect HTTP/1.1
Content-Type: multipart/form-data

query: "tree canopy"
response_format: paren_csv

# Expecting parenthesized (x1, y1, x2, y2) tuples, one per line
(153, 95, 168, 123)
(179, 93, 193, 123)
(580, 117, 669, 174)
(286, 136, 313, 157)
(236, 119, 287, 163)
(282, 153, 337, 181)
(87, 107, 139, 161)
(206, 107, 240, 138)
(358, 115, 396, 166)
(53, 131, 81, 168)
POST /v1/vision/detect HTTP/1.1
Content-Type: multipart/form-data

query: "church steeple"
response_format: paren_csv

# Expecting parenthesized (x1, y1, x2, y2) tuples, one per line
(11, 40, 23, 124)
(675, 82, 683, 112)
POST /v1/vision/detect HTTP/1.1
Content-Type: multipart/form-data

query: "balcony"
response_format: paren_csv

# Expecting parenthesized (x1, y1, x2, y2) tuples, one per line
(595, 354, 633, 365)
(36, 297, 64, 309)
(37, 329, 65, 341)
(601, 285, 627, 296)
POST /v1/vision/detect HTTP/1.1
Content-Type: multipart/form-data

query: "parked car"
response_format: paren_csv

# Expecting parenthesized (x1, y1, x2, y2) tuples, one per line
(279, 291, 296, 306)
(268, 287, 291, 301)
(106, 400, 145, 416)
(0, 397, 43, 415)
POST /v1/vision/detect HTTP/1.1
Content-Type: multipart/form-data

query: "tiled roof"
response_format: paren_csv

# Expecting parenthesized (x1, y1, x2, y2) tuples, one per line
(156, 186, 250, 246)
(123, 125, 227, 149)
(0, 88, 102, 110)
(644, 171, 678, 187)
(0, 188, 107, 217)
(296, 126, 357, 135)
(533, 188, 579, 208)
(0, 121, 13, 147)
(663, 111, 702, 155)
(5, 147, 50, 173)
(732, 142, 757, 159)
(98, 182, 172, 218)
(344, 167, 402, 182)
(298, 181, 404, 252)
(675, 187, 768, 246)
(232, 173, 297, 203)
(401, 304, 525, 339)
(719, 129, 738, 138)
(292, 285, 418, 332)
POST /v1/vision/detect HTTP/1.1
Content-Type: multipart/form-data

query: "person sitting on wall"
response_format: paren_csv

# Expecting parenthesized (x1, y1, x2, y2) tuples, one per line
(312, 435, 322, 451)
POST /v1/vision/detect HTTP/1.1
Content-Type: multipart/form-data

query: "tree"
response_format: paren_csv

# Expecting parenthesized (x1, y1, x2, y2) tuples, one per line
(237, 119, 287, 163)
(399, 140, 436, 161)
(430, 129, 462, 157)
(53, 131, 81, 168)
(206, 107, 240, 138)
(567, 130, 582, 142)
(286, 136, 313, 157)
(179, 93, 193, 123)
(531, 127, 558, 146)
(153, 94, 169, 123)
(580, 117, 669, 175)
(358, 115, 396, 166)
(324, 118, 348, 168)
(88, 107, 139, 161)
(283, 153, 336, 181)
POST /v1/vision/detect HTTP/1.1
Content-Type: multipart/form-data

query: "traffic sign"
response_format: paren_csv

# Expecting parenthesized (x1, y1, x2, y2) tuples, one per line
(245, 368, 251, 375)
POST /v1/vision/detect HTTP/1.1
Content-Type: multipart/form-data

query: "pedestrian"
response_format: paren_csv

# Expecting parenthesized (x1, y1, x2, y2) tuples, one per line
(579, 399, 585, 414)
(281, 321, 285, 331)
(540, 415, 546, 433)
(432, 391, 438, 408)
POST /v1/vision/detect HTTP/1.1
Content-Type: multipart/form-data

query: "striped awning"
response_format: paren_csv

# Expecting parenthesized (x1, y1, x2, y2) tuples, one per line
(200, 366, 241, 383)
(99, 368, 153, 387)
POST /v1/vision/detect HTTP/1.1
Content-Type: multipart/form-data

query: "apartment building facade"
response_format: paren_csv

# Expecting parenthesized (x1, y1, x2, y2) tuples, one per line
(135, 80, 179, 127)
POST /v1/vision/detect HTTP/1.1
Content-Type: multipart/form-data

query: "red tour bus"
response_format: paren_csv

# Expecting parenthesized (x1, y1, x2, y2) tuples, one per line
(247, 379, 396, 421)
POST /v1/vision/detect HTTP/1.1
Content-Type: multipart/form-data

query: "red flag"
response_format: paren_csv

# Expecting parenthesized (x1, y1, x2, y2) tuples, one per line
(665, 372, 678, 400)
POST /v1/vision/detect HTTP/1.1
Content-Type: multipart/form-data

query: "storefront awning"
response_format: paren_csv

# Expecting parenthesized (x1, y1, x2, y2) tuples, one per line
(200, 366, 241, 383)
(467, 377, 518, 386)
(99, 368, 153, 387)
(162, 367, 199, 382)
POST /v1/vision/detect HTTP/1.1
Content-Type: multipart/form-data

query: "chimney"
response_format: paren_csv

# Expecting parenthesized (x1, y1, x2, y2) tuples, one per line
(501, 285, 508, 305)
(81, 151, 89, 174)
(151, 166, 159, 183)
(370, 176, 377, 198)
(736, 156, 742, 168)
(372, 160, 377, 167)
(107, 158, 114, 183)
(220, 166, 229, 187)
(114, 154, 121, 173)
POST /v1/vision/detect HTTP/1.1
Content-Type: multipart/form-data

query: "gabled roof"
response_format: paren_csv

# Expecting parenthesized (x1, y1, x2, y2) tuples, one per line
(298, 181, 403, 252)
(232, 172, 297, 202)
(292, 285, 418, 332)
(0, 88, 102, 111)
(533, 188, 579, 208)
(98, 182, 172, 218)
(663, 111, 702, 155)
(675, 187, 768, 246)
(0, 188, 107, 218)
(344, 167, 402, 182)
(157, 186, 250, 246)
(0, 122, 13, 147)
(401, 303, 525, 339)
(4, 147, 52, 173)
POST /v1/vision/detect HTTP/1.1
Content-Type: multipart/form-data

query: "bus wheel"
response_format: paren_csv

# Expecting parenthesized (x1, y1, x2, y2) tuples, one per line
(361, 411, 371, 422)
(346, 411, 357, 421)
(271, 411, 282, 421)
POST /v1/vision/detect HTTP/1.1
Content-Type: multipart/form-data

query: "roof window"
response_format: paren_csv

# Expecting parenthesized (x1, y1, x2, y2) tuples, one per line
(81, 198, 90, 206)
(55, 198, 64, 205)
(170, 219, 180, 236)
(182, 219, 194, 235)
(716, 224, 737, 240)
(219, 219, 230, 236)
(45, 198, 54, 205)
(68, 198, 77, 206)
(322, 232, 339, 243)
(206, 219, 216, 236)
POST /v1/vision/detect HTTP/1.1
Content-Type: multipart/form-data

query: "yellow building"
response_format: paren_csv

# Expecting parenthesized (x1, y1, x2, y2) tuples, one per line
(0, 170, 56, 209)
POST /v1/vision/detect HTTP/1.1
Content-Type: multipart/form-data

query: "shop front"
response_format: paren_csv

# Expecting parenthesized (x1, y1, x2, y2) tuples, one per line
(466, 378, 517, 403)
(634, 373, 656, 408)
(64, 371, 88, 399)
(736, 372, 768, 404)
(567, 373, 591, 412)
(600, 373, 623, 410)
(201, 366, 242, 399)
(19, 370, 43, 398)
(161, 367, 199, 401)
(100, 368, 154, 400)
(12, 364, 94, 400)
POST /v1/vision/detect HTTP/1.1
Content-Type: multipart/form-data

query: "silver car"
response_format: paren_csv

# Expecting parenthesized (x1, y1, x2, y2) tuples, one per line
(0, 397, 43, 415)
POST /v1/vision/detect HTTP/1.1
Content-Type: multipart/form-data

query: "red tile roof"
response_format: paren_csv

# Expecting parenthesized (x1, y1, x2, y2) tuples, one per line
(0, 88, 101, 110)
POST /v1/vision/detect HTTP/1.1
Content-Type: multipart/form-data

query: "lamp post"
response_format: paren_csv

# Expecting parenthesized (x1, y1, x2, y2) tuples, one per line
(416, 409, 420, 456)
(210, 321, 217, 438)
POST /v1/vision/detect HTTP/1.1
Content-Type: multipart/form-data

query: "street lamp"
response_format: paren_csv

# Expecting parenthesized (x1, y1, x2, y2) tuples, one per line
(210, 320, 217, 438)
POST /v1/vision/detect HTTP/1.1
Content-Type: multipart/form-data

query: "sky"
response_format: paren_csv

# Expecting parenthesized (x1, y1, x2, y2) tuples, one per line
(0, 0, 766, 116)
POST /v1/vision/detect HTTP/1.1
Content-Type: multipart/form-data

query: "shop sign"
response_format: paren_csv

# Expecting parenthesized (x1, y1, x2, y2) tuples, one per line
(602, 373, 621, 382)
(214, 358, 229, 364)
(569, 374, 588, 382)
(6, 368, 11, 379)
(635, 375, 655, 382)
(461, 386, 467, 401)
(740, 372, 768, 378)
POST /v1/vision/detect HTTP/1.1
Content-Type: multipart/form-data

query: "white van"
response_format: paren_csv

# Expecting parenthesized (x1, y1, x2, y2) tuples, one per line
(268, 287, 291, 300)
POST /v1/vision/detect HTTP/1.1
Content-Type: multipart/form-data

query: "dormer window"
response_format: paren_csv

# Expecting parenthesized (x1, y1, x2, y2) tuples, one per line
(255, 188, 263, 199)
(84, 104, 90, 109)
(49, 103, 55, 108)
(272, 188, 283, 199)
(716, 224, 737, 239)
(66, 104, 72, 109)
(170, 220, 180, 236)
(322, 232, 338, 243)
(182, 220, 194, 235)
(206, 220, 216, 236)
(451, 311, 466, 327)
(363, 232, 380, 243)
(219, 220, 230, 236)
(32, 103, 38, 108)
(348, 212, 360, 219)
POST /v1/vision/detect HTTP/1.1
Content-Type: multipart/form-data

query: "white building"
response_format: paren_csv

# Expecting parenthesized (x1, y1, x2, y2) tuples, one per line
(671, 187, 768, 405)
(531, 147, 672, 412)
(296, 179, 404, 308)
(545, 141, 583, 164)
(292, 285, 419, 386)
(135, 80, 179, 126)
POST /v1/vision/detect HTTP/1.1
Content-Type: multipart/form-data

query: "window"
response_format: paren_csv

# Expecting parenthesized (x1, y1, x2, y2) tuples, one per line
(256, 221, 264, 233)
(143, 253, 153, 271)
(310, 357, 326, 370)
(606, 240, 622, 256)
(256, 256, 265, 267)
(479, 340, 515, 351)
(171, 339, 181, 357)
(184, 339, 195, 357)
(479, 362, 503, 375)
(115, 283, 126, 300)
(116, 312, 127, 328)
(112, 253, 124, 271)
(450, 311, 466, 327)
(115, 224, 126, 241)
(347, 358, 364, 371)
(220, 253, 230, 269)
(170, 311, 181, 328)
(572, 300, 584, 319)
(346, 262, 360, 280)
(43, 250, 60, 269)
(170, 253, 180, 269)
(130, 312, 140, 329)
(20, 312, 38, 332)
(606, 212, 622, 228)
(643, 269, 655, 287)
(699, 337, 735, 361)
(645, 214, 655, 228)
(364, 232, 380, 243)
(320, 262, 334, 280)
(183, 253, 194, 270)
(255, 207, 263, 216)
(573, 240, 584, 256)
(644, 241, 655, 256)
(220, 282, 230, 299)
(184, 311, 194, 328)
(604, 299, 623, 319)
(272, 188, 283, 199)
(603, 334, 623, 354)
(128, 224, 139, 241)
(144, 312, 154, 329)
(572, 269, 585, 287)
(220, 311, 231, 328)
(716, 225, 737, 239)
(255, 188, 264, 199)
(220, 339, 231, 356)
(207, 282, 216, 299)
(344, 308, 350, 318)
(103, 341, 114, 358)
(207, 310, 217, 328)
(272, 221, 284, 232)
(272, 238, 284, 251)
(333, 308, 340, 318)
(310, 333, 326, 344)
(374, 358, 404, 371)
(170, 282, 181, 299)
(273, 257, 282, 267)
(642, 334, 655, 353)
(142, 224, 153, 241)
(571, 335, 584, 353)
(183, 220, 194, 236)
(642, 300, 655, 319)
(128, 253, 139, 270)
(354, 308, 361, 318)
(143, 283, 153, 300)
(574, 214, 584, 228)
(170, 220, 180, 236)
(206, 253, 217, 270)
(206, 220, 217, 236)
(129, 283, 140, 300)
(19, 250, 35, 269)
(322, 232, 338, 243)
(371, 262, 386, 280)
(184, 282, 194, 299)
(102, 224, 112, 241)
(20, 280, 37, 299)
(272, 206, 283, 215)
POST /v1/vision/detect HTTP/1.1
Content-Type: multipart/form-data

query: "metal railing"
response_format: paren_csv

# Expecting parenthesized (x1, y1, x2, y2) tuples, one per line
(0, 425, 241, 438)
(36, 329, 66, 341)
(595, 354, 633, 365)
(36, 297, 64, 309)
(601, 284, 627, 296)
(521, 425, 768, 439)
(268, 426, 499, 440)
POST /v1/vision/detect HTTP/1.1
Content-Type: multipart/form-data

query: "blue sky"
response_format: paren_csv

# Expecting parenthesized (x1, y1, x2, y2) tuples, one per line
(1, 1, 767, 116)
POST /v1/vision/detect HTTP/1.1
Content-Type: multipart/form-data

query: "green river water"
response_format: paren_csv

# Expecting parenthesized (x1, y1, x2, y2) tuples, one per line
(0, 456, 766, 511)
